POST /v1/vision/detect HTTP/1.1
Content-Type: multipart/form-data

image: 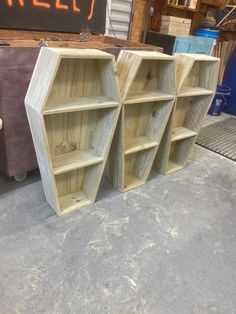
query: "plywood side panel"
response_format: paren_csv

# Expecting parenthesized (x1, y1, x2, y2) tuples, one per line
(26, 106, 59, 213)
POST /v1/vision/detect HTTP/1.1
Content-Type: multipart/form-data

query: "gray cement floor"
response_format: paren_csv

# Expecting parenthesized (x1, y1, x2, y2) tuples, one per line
(0, 144, 236, 314)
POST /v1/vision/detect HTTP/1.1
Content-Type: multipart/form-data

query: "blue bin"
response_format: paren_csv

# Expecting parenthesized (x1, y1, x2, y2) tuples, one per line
(223, 47, 236, 115)
(208, 85, 231, 116)
(195, 29, 220, 39)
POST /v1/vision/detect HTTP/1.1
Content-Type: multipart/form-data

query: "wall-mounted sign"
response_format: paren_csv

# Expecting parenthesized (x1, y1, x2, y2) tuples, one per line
(0, 0, 106, 34)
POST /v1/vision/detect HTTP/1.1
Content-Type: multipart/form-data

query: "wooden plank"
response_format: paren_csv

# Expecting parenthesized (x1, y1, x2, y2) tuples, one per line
(155, 55, 219, 175)
(125, 137, 158, 155)
(43, 97, 119, 115)
(124, 91, 175, 104)
(171, 127, 197, 142)
(178, 87, 214, 97)
(52, 150, 104, 175)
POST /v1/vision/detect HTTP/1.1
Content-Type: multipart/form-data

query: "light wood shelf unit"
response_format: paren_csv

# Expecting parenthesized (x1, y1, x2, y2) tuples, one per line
(25, 48, 121, 215)
(154, 53, 220, 175)
(106, 50, 176, 192)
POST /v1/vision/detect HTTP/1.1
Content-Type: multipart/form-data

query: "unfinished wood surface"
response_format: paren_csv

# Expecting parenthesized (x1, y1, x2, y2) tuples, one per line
(124, 148, 157, 191)
(25, 48, 121, 215)
(172, 95, 214, 136)
(155, 95, 215, 174)
(167, 136, 197, 174)
(154, 53, 219, 176)
(106, 50, 176, 192)
(176, 53, 220, 96)
(117, 50, 176, 102)
(107, 98, 174, 192)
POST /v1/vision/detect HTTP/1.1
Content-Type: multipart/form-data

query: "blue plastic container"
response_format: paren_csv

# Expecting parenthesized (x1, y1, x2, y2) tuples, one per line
(208, 85, 231, 116)
(223, 47, 236, 115)
(195, 29, 220, 39)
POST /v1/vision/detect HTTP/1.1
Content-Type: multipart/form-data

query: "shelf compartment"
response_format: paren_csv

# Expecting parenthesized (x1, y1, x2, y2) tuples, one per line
(173, 94, 213, 134)
(43, 96, 119, 115)
(55, 164, 102, 214)
(167, 137, 196, 174)
(44, 57, 120, 112)
(127, 58, 175, 100)
(124, 148, 156, 191)
(44, 108, 117, 173)
(171, 127, 197, 142)
(124, 100, 173, 155)
(176, 55, 220, 96)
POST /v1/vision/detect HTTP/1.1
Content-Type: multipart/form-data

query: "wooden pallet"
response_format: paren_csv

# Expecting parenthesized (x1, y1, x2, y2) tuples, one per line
(155, 53, 220, 174)
(106, 50, 176, 192)
(25, 48, 121, 215)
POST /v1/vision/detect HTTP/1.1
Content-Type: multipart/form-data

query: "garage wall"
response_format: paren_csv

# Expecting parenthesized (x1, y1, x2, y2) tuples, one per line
(105, 0, 134, 40)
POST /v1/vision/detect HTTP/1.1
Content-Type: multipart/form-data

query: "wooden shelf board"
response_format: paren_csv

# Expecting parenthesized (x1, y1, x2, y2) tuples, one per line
(43, 96, 119, 115)
(125, 136, 158, 155)
(125, 91, 175, 104)
(167, 3, 197, 12)
(171, 127, 197, 142)
(178, 87, 214, 97)
(201, 0, 226, 7)
(124, 174, 145, 192)
(59, 191, 92, 215)
(53, 150, 104, 175)
(166, 161, 183, 174)
(177, 54, 219, 62)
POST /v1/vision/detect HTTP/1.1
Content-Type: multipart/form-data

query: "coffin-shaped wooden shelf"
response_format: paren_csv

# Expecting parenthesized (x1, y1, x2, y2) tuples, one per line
(106, 50, 176, 192)
(154, 54, 220, 175)
(25, 48, 121, 215)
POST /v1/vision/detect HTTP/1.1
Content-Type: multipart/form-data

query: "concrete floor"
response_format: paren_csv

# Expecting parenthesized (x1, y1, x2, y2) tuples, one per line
(0, 143, 236, 313)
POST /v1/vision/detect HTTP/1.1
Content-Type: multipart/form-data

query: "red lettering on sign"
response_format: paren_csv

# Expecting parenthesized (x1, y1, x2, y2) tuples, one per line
(55, 0, 69, 10)
(88, 0, 95, 20)
(73, 0, 80, 12)
(32, 0, 50, 8)
(7, 0, 24, 6)
(6, 0, 96, 20)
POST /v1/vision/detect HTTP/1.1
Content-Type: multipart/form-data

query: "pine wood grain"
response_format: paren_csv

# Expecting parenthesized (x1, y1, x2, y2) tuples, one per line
(155, 53, 219, 175)
(25, 48, 121, 215)
(107, 49, 176, 192)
